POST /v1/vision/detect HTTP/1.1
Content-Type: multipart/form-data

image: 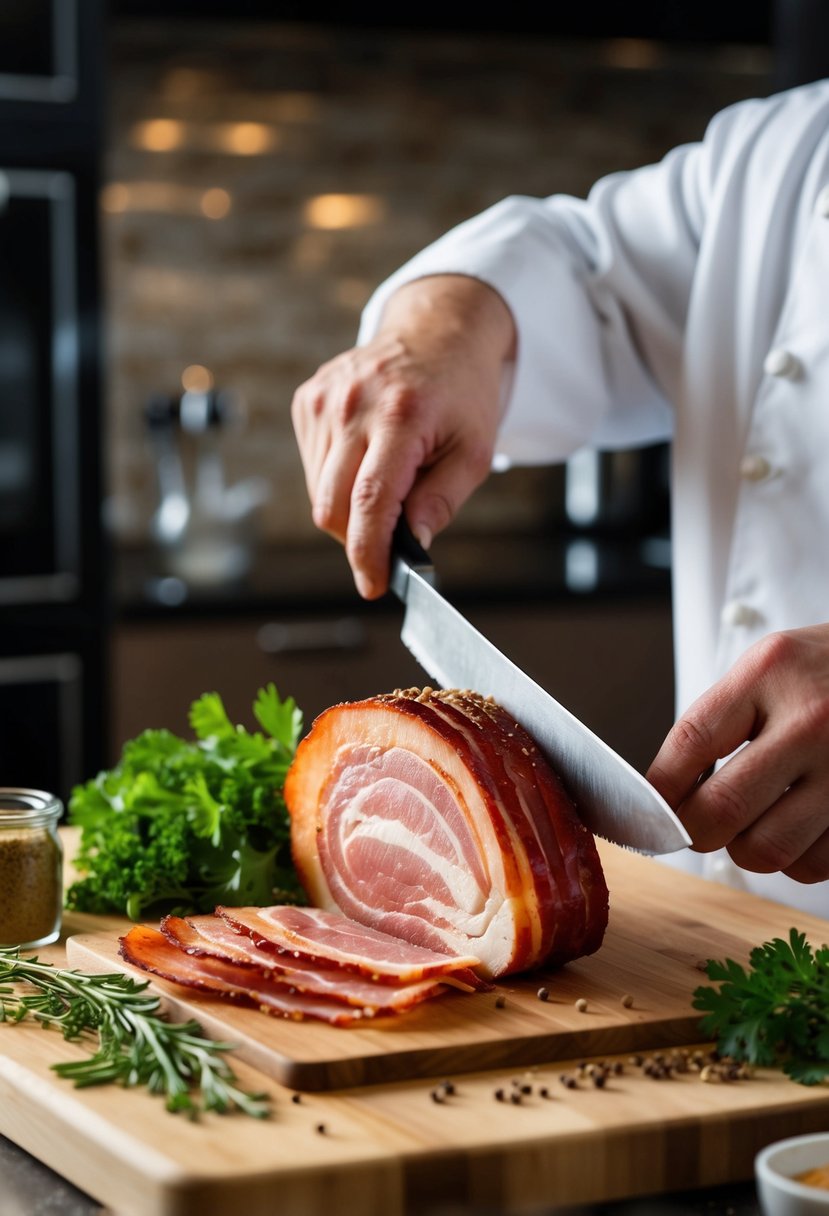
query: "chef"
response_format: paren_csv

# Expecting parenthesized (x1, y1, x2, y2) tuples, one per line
(291, 77, 829, 918)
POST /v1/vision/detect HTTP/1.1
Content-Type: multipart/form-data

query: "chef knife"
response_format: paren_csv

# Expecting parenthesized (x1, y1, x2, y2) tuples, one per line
(390, 520, 691, 856)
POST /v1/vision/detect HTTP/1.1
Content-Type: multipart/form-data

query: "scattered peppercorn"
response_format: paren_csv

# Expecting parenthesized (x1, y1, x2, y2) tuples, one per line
(592, 1071, 607, 1089)
(494, 1088, 506, 1102)
(495, 994, 506, 1009)
(621, 993, 634, 1008)
(430, 1089, 446, 1103)
(291, 1093, 302, 1104)
(539, 1086, 550, 1099)
(315, 1123, 327, 1135)
(536, 986, 550, 1002)
(510, 1091, 522, 1105)
(575, 998, 588, 1013)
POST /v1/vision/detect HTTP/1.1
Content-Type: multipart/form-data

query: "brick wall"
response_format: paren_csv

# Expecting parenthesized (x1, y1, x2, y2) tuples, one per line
(102, 19, 771, 547)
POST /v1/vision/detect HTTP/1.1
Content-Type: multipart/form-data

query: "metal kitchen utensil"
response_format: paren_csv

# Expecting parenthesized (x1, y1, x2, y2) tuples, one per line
(390, 520, 691, 856)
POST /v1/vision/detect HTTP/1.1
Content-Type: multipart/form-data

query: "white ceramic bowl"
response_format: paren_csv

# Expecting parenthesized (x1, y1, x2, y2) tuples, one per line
(756, 1133, 829, 1216)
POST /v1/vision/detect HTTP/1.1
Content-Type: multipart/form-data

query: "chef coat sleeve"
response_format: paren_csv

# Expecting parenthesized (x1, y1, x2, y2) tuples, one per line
(357, 102, 731, 466)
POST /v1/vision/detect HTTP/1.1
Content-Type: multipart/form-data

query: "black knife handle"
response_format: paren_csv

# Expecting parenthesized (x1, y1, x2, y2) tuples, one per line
(390, 516, 436, 598)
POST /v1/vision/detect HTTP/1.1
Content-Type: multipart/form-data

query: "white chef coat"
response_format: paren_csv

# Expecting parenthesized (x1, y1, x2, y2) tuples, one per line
(358, 79, 829, 919)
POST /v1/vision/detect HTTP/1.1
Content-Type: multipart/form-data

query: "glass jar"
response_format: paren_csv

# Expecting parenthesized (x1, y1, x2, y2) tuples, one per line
(0, 788, 63, 948)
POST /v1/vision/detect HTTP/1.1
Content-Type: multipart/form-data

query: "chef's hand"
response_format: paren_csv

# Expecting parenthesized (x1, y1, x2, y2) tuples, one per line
(646, 624, 829, 883)
(291, 274, 516, 599)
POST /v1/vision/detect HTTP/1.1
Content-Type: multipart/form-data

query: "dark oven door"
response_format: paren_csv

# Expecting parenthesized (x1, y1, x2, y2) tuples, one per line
(0, 168, 81, 607)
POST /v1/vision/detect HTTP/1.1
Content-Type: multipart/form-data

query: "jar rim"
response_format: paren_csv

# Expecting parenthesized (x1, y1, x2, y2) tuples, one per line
(0, 788, 63, 826)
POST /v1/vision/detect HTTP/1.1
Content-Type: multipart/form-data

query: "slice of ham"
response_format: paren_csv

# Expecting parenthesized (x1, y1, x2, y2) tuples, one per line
(160, 914, 448, 1009)
(284, 688, 609, 978)
(120, 925, 442, 1022)
(215, 904, 489, 991)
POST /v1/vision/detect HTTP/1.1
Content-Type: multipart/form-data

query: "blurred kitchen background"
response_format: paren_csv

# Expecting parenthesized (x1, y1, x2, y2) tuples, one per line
(2, 0, 826, 802)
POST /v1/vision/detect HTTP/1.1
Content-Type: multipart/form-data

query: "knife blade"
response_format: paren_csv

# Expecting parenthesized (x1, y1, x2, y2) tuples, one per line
(390, 521, 691, 856)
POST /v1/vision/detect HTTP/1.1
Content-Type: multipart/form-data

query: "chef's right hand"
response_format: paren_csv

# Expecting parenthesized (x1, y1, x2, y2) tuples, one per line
(291, 274, 516, 599)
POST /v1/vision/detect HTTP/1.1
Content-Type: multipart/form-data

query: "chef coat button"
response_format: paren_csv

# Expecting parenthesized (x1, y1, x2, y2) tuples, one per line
(721, 600, 757, 628)
(763, 347, 801, 379)
(739, 454, 773, 481)
(817, 185, 829, 218)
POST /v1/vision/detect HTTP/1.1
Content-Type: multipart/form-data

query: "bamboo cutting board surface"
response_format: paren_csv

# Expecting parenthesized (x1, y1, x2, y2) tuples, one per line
(2, 842, 829, 1216)
(62, 842, 828, 1092)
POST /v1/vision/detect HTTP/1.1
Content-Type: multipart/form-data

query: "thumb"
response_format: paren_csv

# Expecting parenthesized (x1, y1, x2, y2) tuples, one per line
(405, 440, 494, 550)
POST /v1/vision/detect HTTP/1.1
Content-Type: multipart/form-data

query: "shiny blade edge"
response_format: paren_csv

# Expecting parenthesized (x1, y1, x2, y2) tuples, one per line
(400, 571, 691, 856)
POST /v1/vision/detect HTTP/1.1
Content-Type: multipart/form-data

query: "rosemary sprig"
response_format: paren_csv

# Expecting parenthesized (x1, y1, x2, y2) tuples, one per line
(0, 946, 270, 1117)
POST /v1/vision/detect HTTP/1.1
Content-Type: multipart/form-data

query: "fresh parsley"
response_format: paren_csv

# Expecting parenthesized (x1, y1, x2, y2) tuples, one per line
(693, 928, 829, 1085)
(66, 685, 305, 919)
(0, 947, 269, 1117)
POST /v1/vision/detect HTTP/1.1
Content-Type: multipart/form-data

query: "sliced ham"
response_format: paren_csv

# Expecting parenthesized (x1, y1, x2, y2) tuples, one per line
(215, 904, 489, 991)
(284, 688, 609, 978)
(120, 925, 443, 1022)
(160, 914, 449, 1009)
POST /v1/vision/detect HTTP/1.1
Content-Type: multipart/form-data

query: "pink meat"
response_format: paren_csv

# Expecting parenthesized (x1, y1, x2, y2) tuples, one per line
(120, 925, 376, 1024)
(215, 904, 489, 989)
(161, 914, 447, 1010)
(285, 689, 609, 977)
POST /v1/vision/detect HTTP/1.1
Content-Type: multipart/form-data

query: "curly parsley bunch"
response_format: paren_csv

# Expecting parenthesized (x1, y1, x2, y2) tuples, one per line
(66, 685, 305, 919)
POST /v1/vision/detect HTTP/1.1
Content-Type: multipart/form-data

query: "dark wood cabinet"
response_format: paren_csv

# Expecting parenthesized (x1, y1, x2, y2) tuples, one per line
(112, 596, 673, 776)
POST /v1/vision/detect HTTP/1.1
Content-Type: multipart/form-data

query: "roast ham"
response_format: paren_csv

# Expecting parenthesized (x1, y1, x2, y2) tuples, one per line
(284, 688, 609, 978)
(118, 687, 609, 1023)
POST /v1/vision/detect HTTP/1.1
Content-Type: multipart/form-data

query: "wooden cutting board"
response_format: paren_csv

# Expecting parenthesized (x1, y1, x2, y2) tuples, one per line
(66, 844, 826, 1092)
(2, 843, 829, 1216)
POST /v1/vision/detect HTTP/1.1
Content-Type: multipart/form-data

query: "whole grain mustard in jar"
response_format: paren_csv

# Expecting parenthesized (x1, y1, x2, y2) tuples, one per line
(0, 789, 63, 948)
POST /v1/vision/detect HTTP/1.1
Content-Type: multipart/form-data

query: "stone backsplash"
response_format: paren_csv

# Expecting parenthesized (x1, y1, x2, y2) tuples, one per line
(102, 18, 771, 550)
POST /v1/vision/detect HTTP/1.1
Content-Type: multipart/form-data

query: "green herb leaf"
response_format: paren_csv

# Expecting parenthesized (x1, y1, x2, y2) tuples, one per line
(253, 684, 303, 753)
(0, 948, 269, 1117)
(693, 927, 829, 1085)
(66, 685, 305, 919)
(189, 691, 235, 743)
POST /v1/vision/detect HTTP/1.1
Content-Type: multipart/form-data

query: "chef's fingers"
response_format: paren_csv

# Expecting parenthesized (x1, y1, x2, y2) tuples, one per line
(292, 365, 364, 501)
(345, 427, 428, 599)
(723, 776, 829, 876)
(291, 374, 331, 487)
(782, 826, 829, 884)
(669, 726, 798, 853)
(646, 681, 762, 810)
(311, 434, 368, 543)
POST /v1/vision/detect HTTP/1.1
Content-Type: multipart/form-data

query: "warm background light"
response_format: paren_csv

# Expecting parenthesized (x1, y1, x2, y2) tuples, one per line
(217, 122, 276, 155)
(303, 193, 386, 230)
(100, 181, 233, 218)
(132, 118, 185, 152)
(100, 182, 130, 213)
(200, 187, 232, 219)
(181, 364, 214, 393)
